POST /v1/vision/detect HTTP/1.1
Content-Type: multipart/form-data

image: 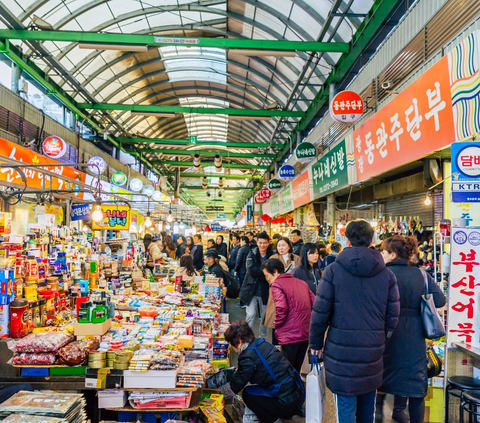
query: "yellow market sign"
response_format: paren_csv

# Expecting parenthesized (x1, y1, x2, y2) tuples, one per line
(92, 205, 130, 231)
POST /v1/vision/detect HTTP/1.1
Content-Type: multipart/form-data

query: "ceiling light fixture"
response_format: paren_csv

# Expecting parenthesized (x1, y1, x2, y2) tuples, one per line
(145, 211, 153, 228)
(229, 49, 297, 57)
(130, 111, 179, 118)
(424, 193, 432, 206)
(78, 43, 148, 52)
(91, 198, 104, 223)
(228, 115, 272, 121)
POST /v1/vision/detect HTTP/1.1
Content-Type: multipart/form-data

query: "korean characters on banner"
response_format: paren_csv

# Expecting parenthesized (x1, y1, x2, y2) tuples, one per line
(330, 91, 365, 123)
(292, 170, 311, 209)
(451, 142, 480, 202)
(448, 228, 480, 347)
(352, 31, 480, 182)
(311, 140, 349, 199)
(91, 206, 130, 231)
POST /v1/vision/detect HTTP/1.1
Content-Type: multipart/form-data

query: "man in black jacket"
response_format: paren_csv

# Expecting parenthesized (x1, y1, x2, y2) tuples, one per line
(191, 234, 204, 271)
(290, 229, 304, 255)
(310, 219, 400, 423)
(175, 235, 187, 259)
(228, 233, 241, 272)
(204, 249, 224, 278)
(240, 232, 273, 338)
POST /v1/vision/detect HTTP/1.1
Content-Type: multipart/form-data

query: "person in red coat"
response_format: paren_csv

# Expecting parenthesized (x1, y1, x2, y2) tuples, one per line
(261, 258, 315, 372)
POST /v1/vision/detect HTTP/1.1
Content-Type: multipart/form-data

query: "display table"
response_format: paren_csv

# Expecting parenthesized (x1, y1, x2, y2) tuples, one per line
(452, 342, 480, 361)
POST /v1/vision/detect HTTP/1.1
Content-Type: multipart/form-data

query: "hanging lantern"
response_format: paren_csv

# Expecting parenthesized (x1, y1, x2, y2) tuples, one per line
(278, 217, 286, 224)
(261, 214, 271, 222)
(193, 154, 201, 171)
(202, 176, 208, 190)
(204, 225, 212, 232)
(214, 155, 222, 172)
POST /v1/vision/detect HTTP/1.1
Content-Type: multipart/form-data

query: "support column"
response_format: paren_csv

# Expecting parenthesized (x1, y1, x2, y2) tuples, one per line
(11, 63, 21, 94)
(329, 83, 337, 106)
(327, 194, 336, 239)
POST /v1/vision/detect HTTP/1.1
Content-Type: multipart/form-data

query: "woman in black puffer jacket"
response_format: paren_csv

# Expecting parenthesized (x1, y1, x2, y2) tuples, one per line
(221, 321, 303, 423)
(376, 236, 446, 423)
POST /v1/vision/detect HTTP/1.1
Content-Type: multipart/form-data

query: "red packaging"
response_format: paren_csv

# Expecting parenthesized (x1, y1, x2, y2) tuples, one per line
(10, 299, 29, 339)
(76, 296, 89, 318)
(175, 276, 182, 292)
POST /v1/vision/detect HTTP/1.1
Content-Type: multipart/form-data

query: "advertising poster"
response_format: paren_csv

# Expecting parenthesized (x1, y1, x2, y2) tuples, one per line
(91, 205, 130, 231)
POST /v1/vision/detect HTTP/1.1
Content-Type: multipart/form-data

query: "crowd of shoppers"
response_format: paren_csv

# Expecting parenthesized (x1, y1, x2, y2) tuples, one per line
(145, 222, 446, 423)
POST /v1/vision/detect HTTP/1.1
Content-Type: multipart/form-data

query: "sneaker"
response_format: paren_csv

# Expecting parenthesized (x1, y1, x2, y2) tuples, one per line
(236, 303, 246, 308)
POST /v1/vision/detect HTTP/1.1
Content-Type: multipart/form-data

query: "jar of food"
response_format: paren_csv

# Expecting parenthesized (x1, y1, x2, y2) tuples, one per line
(10, 299, 29, 338)
(25, 256, 38, 283)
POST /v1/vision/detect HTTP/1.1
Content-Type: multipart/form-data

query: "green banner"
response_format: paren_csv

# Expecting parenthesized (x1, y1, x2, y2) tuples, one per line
(280, 185, 293, 214)
(270, 196, 280, 216)
(311, 139, 348, 199)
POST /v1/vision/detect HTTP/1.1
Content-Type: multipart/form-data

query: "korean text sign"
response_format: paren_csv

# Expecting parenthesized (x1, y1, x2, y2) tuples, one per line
(292, 170, 311, 209)
(70, 204, 90, 221)
(311, 140, 348, 199)
(353, 31, 480, 182)
(91, 206, 130, 231)
(452, 142, 480, 202)
(447, 228, 480, 347)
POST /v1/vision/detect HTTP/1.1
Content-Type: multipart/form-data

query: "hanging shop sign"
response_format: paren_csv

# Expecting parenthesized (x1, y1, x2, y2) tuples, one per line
(70, 204, 90, 221)
(312, 140, 349, 199)
(330, 91, 364, 124)
(129, 178, 144, 192)
(280, 185, 294, 214)
(246, 205, 253, 226)
(452, 142, 480, 202)
(42, 135, 67, 159)
(447, 227, 480, 347)
(91, 205, 130, 231)
(292, 170, 312, 209)
(211, 223, 226, 231)
(87, 156, 107, 175)
(111, 171, 127, 186)
(254, 192, 266, 204)
(270, 196, 280, 216)
(352, 31, 480, 183)
(130, 210, 138, 229)
(260, 187, 272, 200)
(152, 191, 163, 201)
(295, 142, 317, 163)
(0, 137, 86, 196)
(142, 185, 155, 196)
(268, 179, 282, 192)
(279, 165, 296, 181)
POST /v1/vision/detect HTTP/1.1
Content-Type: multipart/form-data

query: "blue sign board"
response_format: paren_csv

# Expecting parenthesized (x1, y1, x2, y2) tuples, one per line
(70, 204, 90, 221)
(452, 142, 480, 202)
(216, 214, 227, 219)
(279, 165, 296, 181)
(211, 223, 226, 231)
(247, 205, 253, 224)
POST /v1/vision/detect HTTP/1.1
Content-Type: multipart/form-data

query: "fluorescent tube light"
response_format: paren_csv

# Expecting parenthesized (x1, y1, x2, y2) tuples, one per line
(79, 43, 148, 52)
(229, 115, 272, 121)
(229, 49, 297, 57)
(130, 111, 178, 118)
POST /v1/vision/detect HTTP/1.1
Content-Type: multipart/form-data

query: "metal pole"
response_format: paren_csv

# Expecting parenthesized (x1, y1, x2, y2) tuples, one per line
(327, 194, 336, 239)
(11, 63, 21, 94)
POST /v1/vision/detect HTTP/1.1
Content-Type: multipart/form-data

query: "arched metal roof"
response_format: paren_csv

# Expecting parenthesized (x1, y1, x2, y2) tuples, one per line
(0, 0, 376, 215)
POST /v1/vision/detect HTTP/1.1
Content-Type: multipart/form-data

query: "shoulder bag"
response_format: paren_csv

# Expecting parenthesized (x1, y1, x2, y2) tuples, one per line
(420, 269, 446, 340)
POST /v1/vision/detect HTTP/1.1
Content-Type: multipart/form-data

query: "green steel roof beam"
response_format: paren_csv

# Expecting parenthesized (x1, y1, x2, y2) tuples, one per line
(156, 160, 269, 170)
(269, 0, 402, 171)
(77, 103, 304, 118)
(0, 29, 350, 53)
(132, 149, 275, 159)
(117, 137, 284, 149)
(168, 173, 261, 180)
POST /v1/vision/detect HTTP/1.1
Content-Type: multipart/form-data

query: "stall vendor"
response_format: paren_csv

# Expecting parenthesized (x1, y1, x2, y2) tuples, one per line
(221, 321, 304, 423)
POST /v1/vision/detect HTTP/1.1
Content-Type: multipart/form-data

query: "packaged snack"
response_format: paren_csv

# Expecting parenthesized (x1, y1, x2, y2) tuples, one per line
(57, 338, 100, 366)
(11, 332, 73, 353)
(11, 352, 56, 365)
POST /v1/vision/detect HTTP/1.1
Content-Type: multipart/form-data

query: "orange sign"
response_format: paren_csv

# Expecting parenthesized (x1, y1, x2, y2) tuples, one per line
(42, 135, 67, 159)
(0, 138, 86, 195)
(330, 91, 364, 123)
(353, 54, 455, 182)
(292, 170, 311, 209)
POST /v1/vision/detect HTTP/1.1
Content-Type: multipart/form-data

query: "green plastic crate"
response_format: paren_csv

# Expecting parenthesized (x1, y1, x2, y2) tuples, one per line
(49, 366, 87, 376)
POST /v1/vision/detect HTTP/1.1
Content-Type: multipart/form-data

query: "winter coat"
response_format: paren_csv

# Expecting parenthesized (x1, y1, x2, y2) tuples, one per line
(175, 243, 187, 259)
(166, 247, 176, 259)
(235, 245, 250, 276)
(230, 337, 303, 406)
(228, 244, 241, 270)
(240, 247, 273, 305)
(324, 252, 339, 267)
(173, 267, 199, 284)
(380, 259, 446, 398)
(271, 274, 315, 345)
(264, 253, 301, 328)
(292, 239, 304, 256)
(309, 246, 400, 397)
(216, 242, 228, 258)
(149, 243, 164, 262)
(191, 243, 204, 271)
(290, 265, 322, 294)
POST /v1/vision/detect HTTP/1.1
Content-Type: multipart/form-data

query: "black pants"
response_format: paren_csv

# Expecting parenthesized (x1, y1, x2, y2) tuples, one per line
(242, 390, 301, 423)
(281, 341, 309, 373)
(376, 393, 425, 423)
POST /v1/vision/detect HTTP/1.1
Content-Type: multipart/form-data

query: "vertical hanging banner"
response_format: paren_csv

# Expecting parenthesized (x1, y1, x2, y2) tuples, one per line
(311, 140, 349, 199)
(246, 205, 253, 226)
(447, 227, 480, 347)
(280, 185, 293, 214)
(91, 205, 130, 231)
(353, 31, 480, 182)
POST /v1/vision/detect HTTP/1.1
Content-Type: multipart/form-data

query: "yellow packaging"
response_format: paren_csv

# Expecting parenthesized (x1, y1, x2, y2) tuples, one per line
(178, 335, 194, 349)
(209, 394, 225, 411)
(200, 406, 226, 423)
(210, 359, 229, 370)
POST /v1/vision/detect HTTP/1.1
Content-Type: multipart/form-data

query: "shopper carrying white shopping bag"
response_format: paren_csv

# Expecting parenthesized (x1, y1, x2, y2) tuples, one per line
(306, 353, 326, 423)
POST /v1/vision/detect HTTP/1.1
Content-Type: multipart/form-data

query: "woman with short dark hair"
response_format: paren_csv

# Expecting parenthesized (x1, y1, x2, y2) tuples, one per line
(262, 258, 315, 372)
(222, 321, 304, 423)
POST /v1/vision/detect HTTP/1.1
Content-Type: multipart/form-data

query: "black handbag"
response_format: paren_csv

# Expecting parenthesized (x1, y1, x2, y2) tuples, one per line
(420, 269, 446, 340)
(427, 346, 442, 378)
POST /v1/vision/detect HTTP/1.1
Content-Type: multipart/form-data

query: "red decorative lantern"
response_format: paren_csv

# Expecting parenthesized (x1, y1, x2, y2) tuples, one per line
(278, 217, 286, 224)
(261, 214, 271, 222)
(204, 225, 212, 232)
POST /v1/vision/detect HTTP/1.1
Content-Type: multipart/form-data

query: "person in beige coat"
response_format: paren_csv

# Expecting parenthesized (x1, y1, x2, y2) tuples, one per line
(264, 237, 300, 343)
(173, 254, 199, 283)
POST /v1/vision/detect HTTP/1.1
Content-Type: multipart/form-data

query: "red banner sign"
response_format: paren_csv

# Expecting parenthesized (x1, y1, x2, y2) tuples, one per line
(292, 170, 311, 209)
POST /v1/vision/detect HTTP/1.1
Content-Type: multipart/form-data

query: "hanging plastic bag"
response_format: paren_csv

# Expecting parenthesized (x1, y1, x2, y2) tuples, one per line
(306, 353, 326, 423)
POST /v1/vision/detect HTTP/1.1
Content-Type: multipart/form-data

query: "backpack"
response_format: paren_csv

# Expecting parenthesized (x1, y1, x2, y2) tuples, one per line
(221, 269, 240, 298)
